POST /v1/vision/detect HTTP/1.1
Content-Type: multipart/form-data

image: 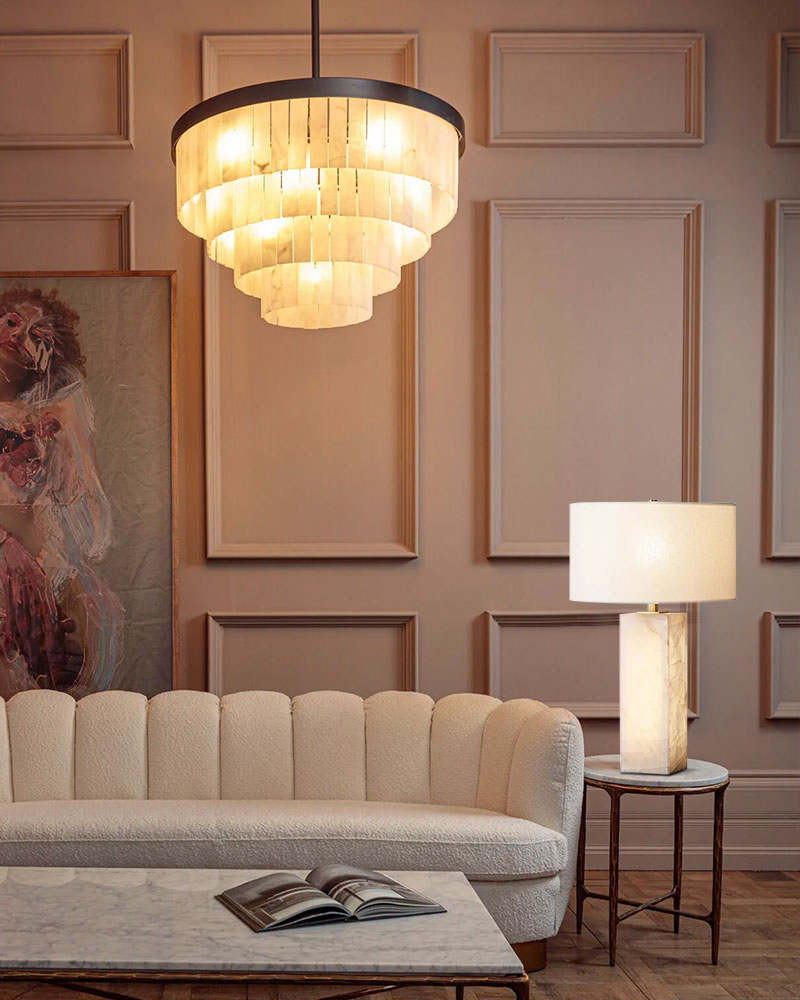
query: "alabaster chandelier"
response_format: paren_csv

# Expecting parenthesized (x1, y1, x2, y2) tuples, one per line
(171, 1, 465, 329)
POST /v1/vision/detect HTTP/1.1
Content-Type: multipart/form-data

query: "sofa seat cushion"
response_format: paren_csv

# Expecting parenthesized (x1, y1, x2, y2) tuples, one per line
(0, 799, 567, 879)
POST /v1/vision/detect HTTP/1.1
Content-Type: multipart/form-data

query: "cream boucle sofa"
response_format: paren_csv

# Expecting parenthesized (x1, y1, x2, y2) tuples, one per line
(0, 688, 583, 967)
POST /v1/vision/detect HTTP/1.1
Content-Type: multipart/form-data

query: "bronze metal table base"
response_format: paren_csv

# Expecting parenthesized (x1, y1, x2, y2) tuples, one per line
(577, 776, 729, 966)
(0, 970, 530, 1000)
(26, 983, 403, 1000)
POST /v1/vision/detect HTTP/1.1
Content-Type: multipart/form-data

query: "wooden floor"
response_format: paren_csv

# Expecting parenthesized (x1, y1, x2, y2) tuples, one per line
(0, 872, 797, 1000)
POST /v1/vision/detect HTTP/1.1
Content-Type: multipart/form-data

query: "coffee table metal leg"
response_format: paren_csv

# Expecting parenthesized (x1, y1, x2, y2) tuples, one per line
(576, 783, 587, 933)
(608, 788, 622, 966)
(711, 785, 726, 965)
(673, 793, 684, 933)
(456, 986, 465, 1000)
(511, 976, 530, 1000)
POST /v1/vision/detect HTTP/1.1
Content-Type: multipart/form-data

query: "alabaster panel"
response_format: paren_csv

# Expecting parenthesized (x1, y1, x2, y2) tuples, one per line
(772, 33, 800, 145)
(487, 611, 698, 719)
(489, 32, 704, 146)
(0, 203, 133, 270)
(0, 34, 132, 148)
(619, 612, 687, 775)
(763, 613, 800, 719)
(489, 201, 701, 557)
(206, 613, 418, 697)
(765, 202, 800, 556)
(203, 35, 418, 557)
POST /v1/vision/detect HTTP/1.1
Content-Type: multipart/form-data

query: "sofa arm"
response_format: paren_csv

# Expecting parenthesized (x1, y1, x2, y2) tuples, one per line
(506, 707, 584, 836)
(505, 707, 584, 938)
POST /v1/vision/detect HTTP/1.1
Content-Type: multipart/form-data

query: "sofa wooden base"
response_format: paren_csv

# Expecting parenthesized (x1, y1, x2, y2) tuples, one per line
(511, 939, 547, 972)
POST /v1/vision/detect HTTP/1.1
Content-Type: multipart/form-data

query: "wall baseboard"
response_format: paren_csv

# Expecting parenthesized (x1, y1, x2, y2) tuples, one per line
(584, 845, 800, 871)
(582, 773, 800, 870)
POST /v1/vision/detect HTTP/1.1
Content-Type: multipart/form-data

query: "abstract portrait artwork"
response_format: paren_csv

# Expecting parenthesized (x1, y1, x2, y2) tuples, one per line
(0, 273, 176, 699)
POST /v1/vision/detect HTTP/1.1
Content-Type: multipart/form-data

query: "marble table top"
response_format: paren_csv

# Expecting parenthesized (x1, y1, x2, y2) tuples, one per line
(584, 755, 729, 788)
(0, 868, 522, 976)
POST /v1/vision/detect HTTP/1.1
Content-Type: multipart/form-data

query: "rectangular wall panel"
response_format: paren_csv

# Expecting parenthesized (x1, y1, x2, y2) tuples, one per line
(762, 613, 800, 719)
(0, 202, 133, 269)
(771, 33, 800, 145)
(203, 35, 418, 558)
(489, 200, 701, 557)
(486, 611, 698, 718)
(764, 201, 800, 556)
(585, 770, 800, 870)
(207, 613, 418, 697)
(489, 32, 704, 146)
(0, 34, 132, 148)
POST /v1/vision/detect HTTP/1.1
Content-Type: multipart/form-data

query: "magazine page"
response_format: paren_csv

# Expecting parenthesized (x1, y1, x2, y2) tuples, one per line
(306, 865, 446, 919)
(216, 872, 349, 932)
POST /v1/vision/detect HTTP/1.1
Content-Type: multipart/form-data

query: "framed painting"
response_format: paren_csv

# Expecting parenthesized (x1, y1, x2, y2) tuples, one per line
(0, 272, 176, 699)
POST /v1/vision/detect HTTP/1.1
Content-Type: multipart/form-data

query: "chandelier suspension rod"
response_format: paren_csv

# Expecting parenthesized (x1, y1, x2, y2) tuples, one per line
(311, 0, 321, 78)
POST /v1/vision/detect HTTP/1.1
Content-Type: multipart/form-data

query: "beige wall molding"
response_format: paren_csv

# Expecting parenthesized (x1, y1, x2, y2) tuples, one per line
(0, 200, 134, 269)
(0, 34, 132, 149)
(206, 611, 419, 696)
(202, 32, 417, 88)
(488, 199, 702, 558)
(764, 200, 800, 558)
(585, 770, 800, 869)
(583, 828, 800, 870)
(762, 612, 800, 719)
(203, 33, 419, 559)
(584, 847, 800, 871)
(770, 32, 800, 146)
(485, 610, 699, 718)
(489, 32, 705, 146)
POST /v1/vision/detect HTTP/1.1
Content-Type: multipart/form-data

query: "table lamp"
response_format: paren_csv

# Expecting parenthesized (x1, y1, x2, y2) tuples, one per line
(569, 501, 736, 775)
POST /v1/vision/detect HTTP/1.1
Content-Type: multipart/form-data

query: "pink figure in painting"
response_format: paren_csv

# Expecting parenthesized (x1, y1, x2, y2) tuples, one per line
(0, 287, 122, 697)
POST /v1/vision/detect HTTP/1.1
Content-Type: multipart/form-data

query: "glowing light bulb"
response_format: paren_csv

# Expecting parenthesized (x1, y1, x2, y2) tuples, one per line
(366, 118, 385, 156)
(256, 218, 285, 241)
(218, 129, 249, 165)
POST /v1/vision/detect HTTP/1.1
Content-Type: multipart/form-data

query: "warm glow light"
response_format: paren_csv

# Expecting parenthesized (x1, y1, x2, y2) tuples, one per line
(619, 611, 687, 774)
(175, 96, 461, 329)
(569, 501, 736, 776)
(218, 128, 250, 165)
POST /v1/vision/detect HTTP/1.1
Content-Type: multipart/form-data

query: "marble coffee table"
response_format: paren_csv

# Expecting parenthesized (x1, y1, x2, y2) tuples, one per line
(0, 867, 528, 1000)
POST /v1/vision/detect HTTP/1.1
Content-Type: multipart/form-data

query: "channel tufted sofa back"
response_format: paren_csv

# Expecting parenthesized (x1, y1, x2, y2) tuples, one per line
(0, 686, 585, 954)
(0, 688, 557, 808)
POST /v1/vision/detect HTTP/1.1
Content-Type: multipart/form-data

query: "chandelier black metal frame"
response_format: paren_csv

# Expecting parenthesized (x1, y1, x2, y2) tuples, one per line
(171, 0, 465, 162)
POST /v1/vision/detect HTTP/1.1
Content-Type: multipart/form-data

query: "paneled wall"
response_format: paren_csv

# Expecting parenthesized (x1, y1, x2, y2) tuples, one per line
(0, 0, 798, 868)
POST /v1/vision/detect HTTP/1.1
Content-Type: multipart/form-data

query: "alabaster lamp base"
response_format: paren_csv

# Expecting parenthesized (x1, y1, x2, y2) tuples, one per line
(619, 611, 688, 775)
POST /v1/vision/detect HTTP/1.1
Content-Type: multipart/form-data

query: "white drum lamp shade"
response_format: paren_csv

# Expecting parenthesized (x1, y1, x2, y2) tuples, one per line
(569, 502, 736, 775)
(570, 502, 736, 604)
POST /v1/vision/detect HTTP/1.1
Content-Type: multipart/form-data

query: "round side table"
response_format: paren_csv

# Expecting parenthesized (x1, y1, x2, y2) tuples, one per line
(577, 755, 729, 966)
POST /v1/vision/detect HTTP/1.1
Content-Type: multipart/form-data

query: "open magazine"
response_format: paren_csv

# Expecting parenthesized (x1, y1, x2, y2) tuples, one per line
(216, 865, 446, 932)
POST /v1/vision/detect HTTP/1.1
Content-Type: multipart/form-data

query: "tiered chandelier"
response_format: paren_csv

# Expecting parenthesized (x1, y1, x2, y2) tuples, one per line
(171, 1, 465, 329)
